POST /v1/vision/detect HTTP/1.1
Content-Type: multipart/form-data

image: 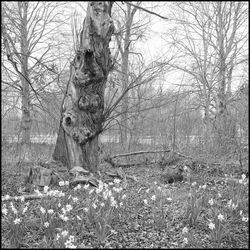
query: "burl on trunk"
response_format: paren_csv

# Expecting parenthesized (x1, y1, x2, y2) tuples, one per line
(53, 2, 114, 173)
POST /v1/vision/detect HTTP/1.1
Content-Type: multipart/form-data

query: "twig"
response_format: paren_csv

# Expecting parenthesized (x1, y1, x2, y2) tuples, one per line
(124, 1, 169, 20)
(110, 149, 171, 159)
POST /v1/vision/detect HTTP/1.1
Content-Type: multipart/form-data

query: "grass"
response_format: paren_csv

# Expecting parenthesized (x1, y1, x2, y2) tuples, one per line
(1, 142, 249, 248)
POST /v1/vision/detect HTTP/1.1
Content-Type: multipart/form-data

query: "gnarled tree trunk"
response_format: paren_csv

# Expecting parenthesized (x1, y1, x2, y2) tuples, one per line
(53, 2, 114, 173)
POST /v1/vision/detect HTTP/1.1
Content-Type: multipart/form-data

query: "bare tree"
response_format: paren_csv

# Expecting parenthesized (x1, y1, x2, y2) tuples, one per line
(104, 2, 172, 150)
(165, 2, 248, 152)
(2, 1, 66, 160)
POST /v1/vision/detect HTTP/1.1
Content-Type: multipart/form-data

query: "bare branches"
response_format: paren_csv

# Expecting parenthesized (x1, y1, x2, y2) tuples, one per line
(123, 2, 169, 20)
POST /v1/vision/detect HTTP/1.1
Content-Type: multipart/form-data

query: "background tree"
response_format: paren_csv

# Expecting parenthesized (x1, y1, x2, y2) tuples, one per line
(103, 2, 172, 151)
(164, 1, 248, 155)
(2, 1, 67, 160)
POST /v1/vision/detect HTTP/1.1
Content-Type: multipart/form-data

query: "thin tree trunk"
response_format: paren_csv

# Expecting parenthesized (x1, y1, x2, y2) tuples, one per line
(19, 2, 32, 160)
(215, 2, 228, 149)
(118, 3, 138, 150)
(53, 2, 114, 173)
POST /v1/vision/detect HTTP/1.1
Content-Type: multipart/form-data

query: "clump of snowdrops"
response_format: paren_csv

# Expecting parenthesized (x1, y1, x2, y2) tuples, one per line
(185, 182, 208, 226)
(1, 178, 128, 248)
(143, 181, 173, 229)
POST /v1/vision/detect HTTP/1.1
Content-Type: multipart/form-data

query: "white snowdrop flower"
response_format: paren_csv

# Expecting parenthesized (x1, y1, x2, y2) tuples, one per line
(103, 190, 108, 200)
(121, 194, 127, 199)
(83, 184, 89, 189)
(113, 187, 120, 193)
(59, 181, 65, 186)
(44, 222, 49, 228)
(2, 207, 8, 216)
(62, 207, 67, 214)
(242, 216, 248, 222)
(92, 203, 97, 209)
(182, 227, 188, 234)
(208, 222, 215, 230)
(69, 235, 75, 242)
(59, 191, 65, 197)
(61, 230, 68, 237)
(167, 197, 172, 202)
(72, 197, 79, 203)
(83, 207, 89, 213)
(47, 190, 53, 196)
(120, 202, 123, 206)
(232, 203, 238, 210)
(20, 196, 25, 202)
(58, 203, 61, 208)
(202, 184, 207, 189)
(218, 193, 222, 198)
(44, 186, 49, 193)
(10, 203, 18, 214)
(227, 199, 232, 208)
(56, 233, 60, 240)
(62, 216, 69, 222)
(109, 182, 113, 185)
(183, 237, 188, 244)
(191, 182, 197, 186)
(100, 202, 105, 207)
(34, 189, 43, 196)
(14, 218, 21, 224)
(146, 189, 150, 193)
(22, 206, 28, 214)
(3, 194, 10, 201)
(66, 204, 73, 212)
(242, 174, 246, 180)
(183, 166, 188, 171)
(143, 199, 148, 205)
(110, 199, 117, 207)
(218, 214, 224, 221)
(208, 198, 214, 206)
(65, 181, 69, 186)
(89, 189, 94, 194)
(48, 209, 54, 214)
(98, 181, 104, 189)
(240, 210, 243, 215)
(151, 195, 156, 201)
(40, 207, 46, 214)
(74, 184, 81, 191)
(239, 179, 243, 184)
(157, 186, 162, 190)
(65, 240, 77, 248)
(154, 181, 157, 185)
(114, 178, 121, 184)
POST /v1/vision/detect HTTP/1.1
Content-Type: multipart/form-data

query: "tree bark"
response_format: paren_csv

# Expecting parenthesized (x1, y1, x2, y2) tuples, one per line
(117, 3, 138, 150)
(53, 2, 114, 173)
(19, 2, 32, 160)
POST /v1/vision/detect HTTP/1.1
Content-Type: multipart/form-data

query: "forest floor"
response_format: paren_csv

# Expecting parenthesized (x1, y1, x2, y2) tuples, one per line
(1, 143, 249, 249)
